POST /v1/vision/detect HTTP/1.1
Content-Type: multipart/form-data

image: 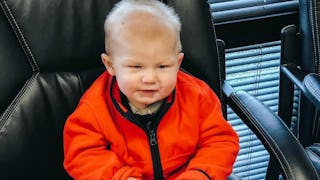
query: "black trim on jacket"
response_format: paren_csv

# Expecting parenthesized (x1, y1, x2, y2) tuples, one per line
(109, 77, 175, 179)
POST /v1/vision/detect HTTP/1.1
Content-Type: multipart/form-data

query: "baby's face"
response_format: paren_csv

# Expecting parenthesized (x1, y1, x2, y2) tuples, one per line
(102, 13, 183, 109)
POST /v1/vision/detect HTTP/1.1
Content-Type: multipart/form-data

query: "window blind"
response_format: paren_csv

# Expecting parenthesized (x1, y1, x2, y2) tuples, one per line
(291, 87, 300, 135)
(226, 41, 281, 179)
(225, 41, 300, 179)
(208, 0, 299, 24)
(208, 1, 300, 178)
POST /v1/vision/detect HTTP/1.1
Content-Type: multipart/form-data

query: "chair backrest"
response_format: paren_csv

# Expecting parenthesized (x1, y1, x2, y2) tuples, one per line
(279, 0, 320, 147)
(168, 0, 224, 98)
(295, 0, 320, 146)
(299, 0, 320, 74)
(0, 0, 223, 179)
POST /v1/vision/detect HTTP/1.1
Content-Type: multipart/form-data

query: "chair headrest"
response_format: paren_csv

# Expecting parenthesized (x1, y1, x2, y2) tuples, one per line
(2, 0, 115, 72)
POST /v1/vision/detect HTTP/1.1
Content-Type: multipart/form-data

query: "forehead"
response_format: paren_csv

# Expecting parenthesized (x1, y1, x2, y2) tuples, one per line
(108, 10, 178, 55)
(116, 9, 175, 38)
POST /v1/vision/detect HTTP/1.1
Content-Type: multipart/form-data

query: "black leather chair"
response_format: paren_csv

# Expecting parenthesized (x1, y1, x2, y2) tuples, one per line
(278, 0, 320, 176)
(0, 0, 238, 179)
(222, 0, 320, 179)
(223, 81, 319, 180)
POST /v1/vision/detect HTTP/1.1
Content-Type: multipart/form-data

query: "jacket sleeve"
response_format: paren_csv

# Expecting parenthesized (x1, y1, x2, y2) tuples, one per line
(176, 87, 240, 180)
(63, 102, 143, 180)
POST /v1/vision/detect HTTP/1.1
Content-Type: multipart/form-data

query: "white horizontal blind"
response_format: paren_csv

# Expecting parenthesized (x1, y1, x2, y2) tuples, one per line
(291, 86, 300, 135)
(226, 41, 281, 179)
(208, 1, 300, 178)
(208, 0, 299, 24)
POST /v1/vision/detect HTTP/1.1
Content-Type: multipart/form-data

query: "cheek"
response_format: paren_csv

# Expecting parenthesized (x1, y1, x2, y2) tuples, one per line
(160, 72, 178, 89)
(115, 73, 138, 93)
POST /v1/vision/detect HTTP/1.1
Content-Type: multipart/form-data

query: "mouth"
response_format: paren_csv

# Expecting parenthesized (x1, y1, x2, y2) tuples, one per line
(140, 89, 157, 93)
(138, 89, 158, 95)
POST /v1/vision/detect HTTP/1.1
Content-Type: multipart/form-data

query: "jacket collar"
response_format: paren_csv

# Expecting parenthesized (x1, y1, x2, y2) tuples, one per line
(108, 77, 175, 128)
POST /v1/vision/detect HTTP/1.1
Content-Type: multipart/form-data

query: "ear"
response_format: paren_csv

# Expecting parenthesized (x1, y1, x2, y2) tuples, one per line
(101, 53, 115, 76)
(177, 52, 184, 67)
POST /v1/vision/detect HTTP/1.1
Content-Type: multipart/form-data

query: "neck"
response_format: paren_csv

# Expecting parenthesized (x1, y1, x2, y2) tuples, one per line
(129, 100, 163, 115)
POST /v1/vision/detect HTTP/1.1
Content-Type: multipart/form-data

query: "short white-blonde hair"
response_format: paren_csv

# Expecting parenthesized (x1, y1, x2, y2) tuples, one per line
(104, 0, 182, 54)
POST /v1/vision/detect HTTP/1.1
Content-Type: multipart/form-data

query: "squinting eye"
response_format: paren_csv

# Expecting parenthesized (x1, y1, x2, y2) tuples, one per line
(129, 65, 141, 69)
(158, 65, 169, 69)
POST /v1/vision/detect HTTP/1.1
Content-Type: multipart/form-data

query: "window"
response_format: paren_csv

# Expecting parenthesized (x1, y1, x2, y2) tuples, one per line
(226, 41, 280, 179)
(209, 0, 298, 24)
(209, 0, 299, 179)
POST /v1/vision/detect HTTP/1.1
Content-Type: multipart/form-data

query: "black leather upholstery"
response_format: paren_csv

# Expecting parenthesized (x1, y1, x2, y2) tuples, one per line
(303, 74, 320, 110)
(168, 0, 224, 99)
(0, 0, 233, 179)
(299, 0, 320, 74)
(295, 0, 320, 147)
(223, 82, 319, 180)
(0, 0, 108, 178)
(279, 59, 320, 176)
(279, 0, 320, 176)
(224, 70, 320, 179)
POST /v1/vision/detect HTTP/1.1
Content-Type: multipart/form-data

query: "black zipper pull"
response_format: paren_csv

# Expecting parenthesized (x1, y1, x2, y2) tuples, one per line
(149, 130, 157, 146)
(145, 120, 163, 179)
(146, 121, 157, 146)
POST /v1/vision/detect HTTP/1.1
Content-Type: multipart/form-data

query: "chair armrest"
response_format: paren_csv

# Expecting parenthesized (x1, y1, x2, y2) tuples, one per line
(280, 65, 306, 90)
(303, 73, 320, 110)
(222, 81, 319, 180)
(281, 65, 320, 110)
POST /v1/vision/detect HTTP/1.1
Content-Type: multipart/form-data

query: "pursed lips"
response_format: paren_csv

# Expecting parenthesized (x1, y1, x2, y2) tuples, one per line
(138, 89, 158, 94)
(140, 89, 157, 92)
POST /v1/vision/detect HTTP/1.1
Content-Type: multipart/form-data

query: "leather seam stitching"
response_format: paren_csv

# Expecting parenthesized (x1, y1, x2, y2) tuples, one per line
(0, 73, 40, 132)
(1, 0, 40, 72)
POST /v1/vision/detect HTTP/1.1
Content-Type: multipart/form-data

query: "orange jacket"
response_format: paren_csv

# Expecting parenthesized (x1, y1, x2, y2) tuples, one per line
(63, 71, 239, 180)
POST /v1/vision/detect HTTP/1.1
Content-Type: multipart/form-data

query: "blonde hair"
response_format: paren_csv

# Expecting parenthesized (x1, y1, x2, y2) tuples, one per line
(104, 0, 182, 54)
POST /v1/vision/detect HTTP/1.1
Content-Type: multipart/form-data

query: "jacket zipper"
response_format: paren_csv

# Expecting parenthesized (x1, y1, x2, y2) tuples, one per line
(146, 121, 163, 180)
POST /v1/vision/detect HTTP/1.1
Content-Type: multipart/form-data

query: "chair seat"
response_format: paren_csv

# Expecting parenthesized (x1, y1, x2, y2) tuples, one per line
(306, 143, 320, 173)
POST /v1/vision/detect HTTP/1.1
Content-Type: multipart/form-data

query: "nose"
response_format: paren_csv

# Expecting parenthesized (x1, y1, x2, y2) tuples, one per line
(142, 69, 157, 83)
